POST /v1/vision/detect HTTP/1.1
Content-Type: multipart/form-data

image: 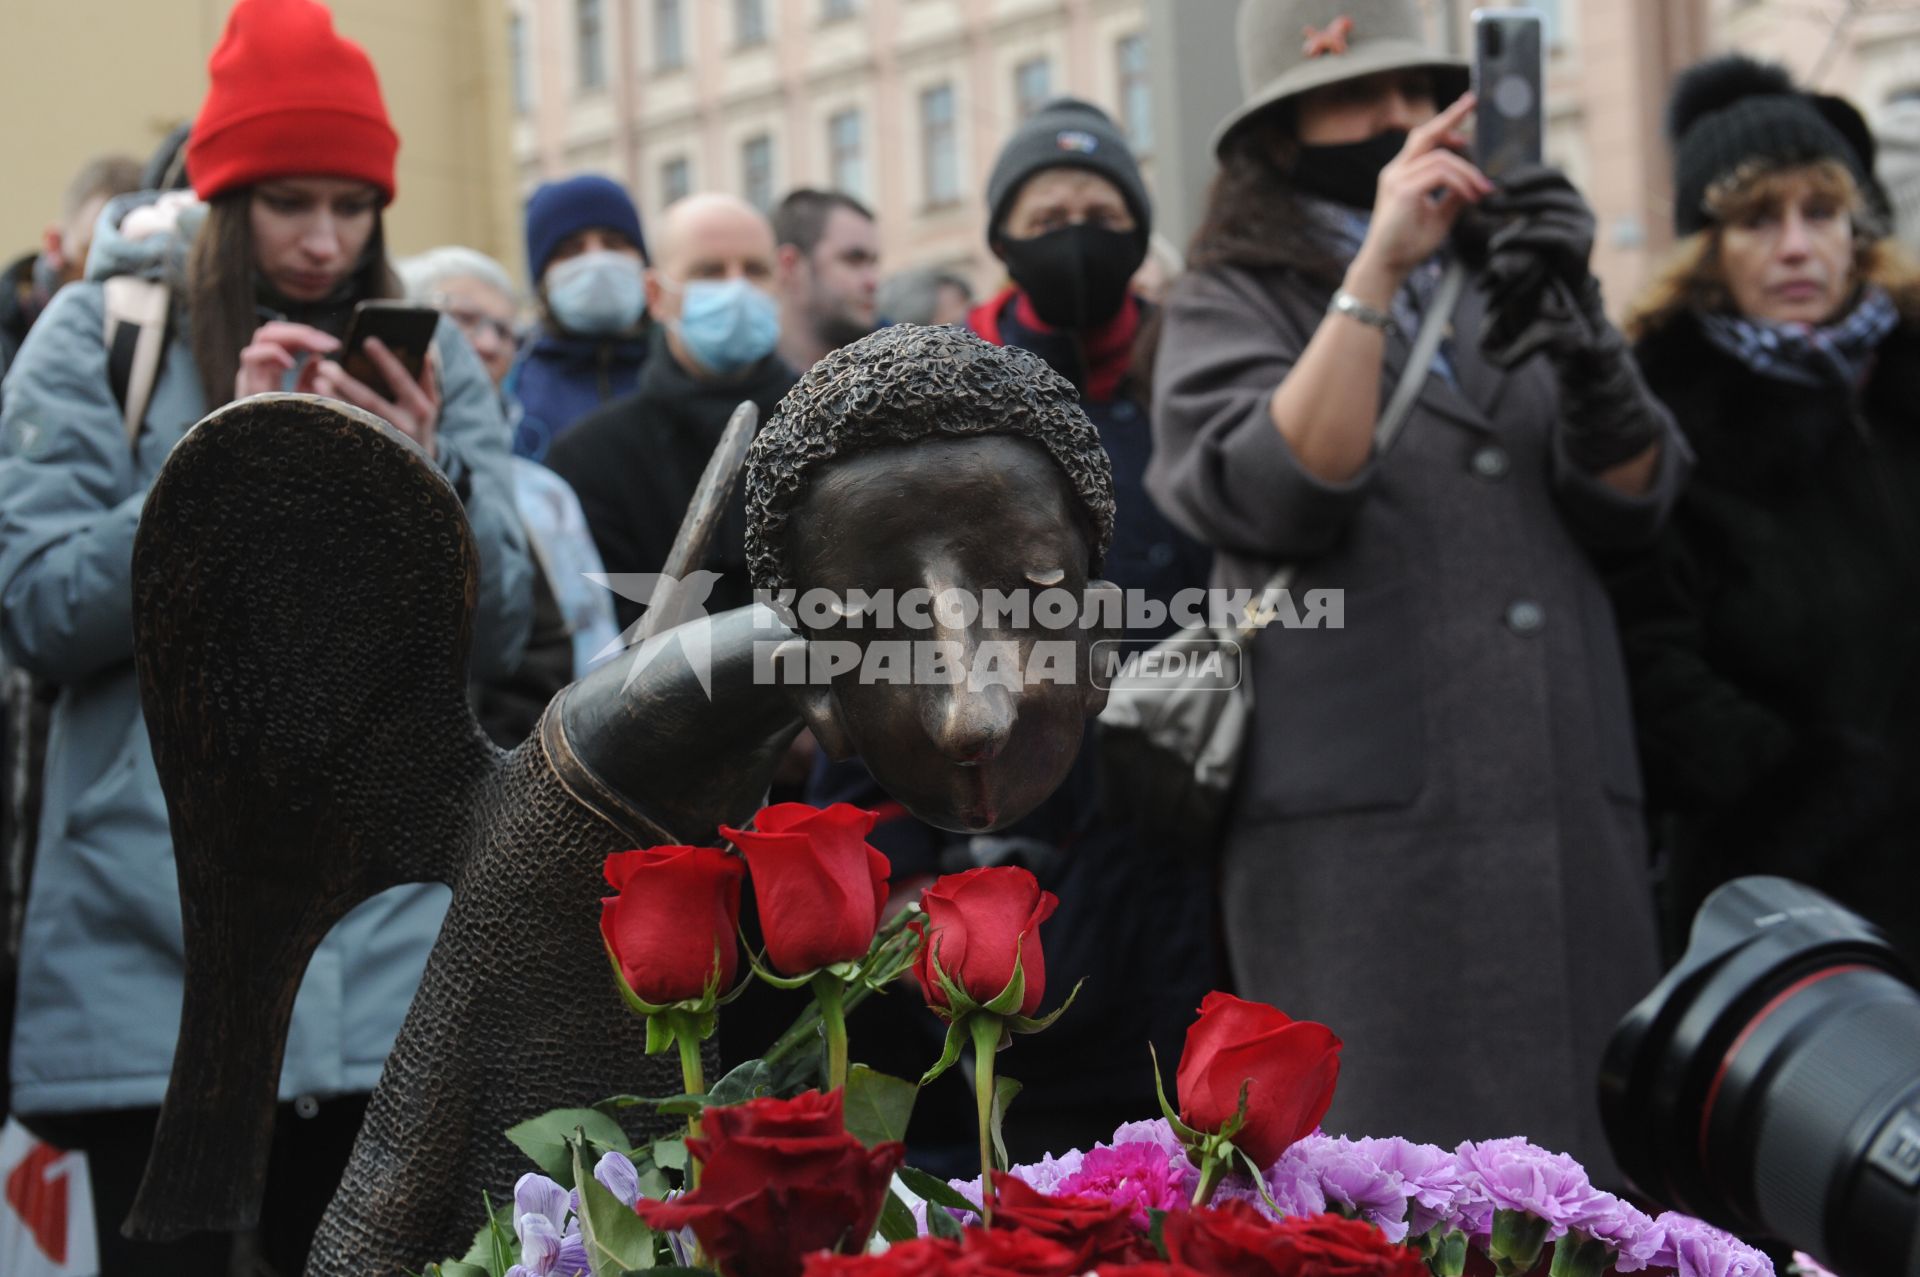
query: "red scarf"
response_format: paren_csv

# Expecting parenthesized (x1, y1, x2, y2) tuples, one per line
(967, 286, 1141, 403)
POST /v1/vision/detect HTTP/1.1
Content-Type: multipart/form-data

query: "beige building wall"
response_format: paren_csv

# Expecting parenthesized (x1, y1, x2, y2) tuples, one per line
(0, 0, 521, 277)
(511, 0, 1155, 293)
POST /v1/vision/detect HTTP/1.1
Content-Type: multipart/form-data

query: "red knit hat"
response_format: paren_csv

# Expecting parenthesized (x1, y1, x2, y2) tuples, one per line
(187, 0, 399, 203)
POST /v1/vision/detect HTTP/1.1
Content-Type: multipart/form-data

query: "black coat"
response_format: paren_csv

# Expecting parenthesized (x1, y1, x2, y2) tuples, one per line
(547, 329, 797, 624)
(1614, 312, 1920, 963)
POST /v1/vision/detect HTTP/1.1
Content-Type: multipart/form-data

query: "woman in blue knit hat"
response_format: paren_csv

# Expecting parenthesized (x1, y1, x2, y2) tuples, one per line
(509, 173, 651, 461)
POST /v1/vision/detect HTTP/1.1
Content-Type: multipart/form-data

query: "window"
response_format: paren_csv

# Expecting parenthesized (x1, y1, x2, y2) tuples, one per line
(661, 156, 692, 207)
(1014, 57, 1051, 121)
(828, 109, 864, 197)
(734, 0, 768, 47)
(821, 0, 858, 20)
(576, 0, 606, 93)
(510, 12, 531, 115)
(920, 83, 959, 207)
(1117, 33, 1152, 153)
(742, 134, 775, 213)
(655, 0, 686, 71)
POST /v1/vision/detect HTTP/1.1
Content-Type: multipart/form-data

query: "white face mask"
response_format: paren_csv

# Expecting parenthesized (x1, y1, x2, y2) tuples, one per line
(544, 250, 647, 336)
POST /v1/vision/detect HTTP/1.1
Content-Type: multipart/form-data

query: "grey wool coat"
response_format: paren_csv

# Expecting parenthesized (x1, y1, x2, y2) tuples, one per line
(1145, 259, 1689, 1181)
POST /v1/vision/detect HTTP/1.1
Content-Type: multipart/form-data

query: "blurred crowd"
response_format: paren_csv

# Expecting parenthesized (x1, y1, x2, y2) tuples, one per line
(5, 0, 1920, 1270)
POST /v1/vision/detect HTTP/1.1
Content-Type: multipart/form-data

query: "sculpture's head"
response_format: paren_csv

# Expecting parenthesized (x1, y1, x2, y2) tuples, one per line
(745, 324, 1118, 833)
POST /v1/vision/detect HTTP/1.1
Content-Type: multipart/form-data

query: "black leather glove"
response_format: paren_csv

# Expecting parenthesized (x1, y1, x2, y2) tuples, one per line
(1475, 164, 1664, 472)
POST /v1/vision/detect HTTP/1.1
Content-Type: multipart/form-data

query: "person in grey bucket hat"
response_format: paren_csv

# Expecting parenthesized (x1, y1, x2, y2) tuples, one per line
(1144, 0, 1689, 1180)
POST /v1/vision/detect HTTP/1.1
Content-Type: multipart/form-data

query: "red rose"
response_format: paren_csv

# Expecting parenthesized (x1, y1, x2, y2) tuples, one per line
(988, 1172, 1152, 1266)
(1177, 992, 1341, 1167)
(913, 866, 1058, 1016)
(1094, 1265, 1209, 1277)
(1164, 1204, 1427, 1277)
(600, 846, 746, 1005)
(638, 1090, 906, 1277)
(802, 1235, 964, 1275)
(722, 803, 891, 976)
(956, 1227, 1086, 1275)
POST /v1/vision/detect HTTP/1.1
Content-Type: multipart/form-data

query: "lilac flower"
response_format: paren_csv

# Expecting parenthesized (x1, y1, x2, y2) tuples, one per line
(1055, 1141, 1198, 1228)
(1260, 1135, 1332, 1219)
(593, 1151, 642, 1208)
(514, 1172, 571, 1235)
(1108, 1118, 1191, 1161)
(1292, 1135, 1413, 1242)
(1455, 1136, 1605, 1241)
(1561, 1190, 1661, 1272)
(1353, 1137, 1468, 1237)
(508, 1171, 590, 1277)
(1646, 1213, 1775, 1277)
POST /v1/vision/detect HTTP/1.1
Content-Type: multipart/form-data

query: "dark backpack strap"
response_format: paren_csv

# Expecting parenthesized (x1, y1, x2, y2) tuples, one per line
(108, 312, 141, 417)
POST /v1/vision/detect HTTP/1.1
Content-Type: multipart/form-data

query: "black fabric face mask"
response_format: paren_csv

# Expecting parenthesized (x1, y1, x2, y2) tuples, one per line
(998, 223, 1147, 331)
(1289, 130, 1410, 210)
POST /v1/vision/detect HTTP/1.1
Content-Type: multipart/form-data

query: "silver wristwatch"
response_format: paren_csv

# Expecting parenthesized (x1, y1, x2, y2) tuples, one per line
(1328, 290, 1396, 335)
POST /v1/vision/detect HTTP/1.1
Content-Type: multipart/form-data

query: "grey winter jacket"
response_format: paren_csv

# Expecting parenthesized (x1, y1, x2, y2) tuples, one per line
(0, 192, 533, 1114)
(1146, 258, 1686, 1179)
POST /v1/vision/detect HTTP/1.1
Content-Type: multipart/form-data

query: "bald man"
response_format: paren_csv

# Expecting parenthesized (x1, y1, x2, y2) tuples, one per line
(548, 193, 797, 621)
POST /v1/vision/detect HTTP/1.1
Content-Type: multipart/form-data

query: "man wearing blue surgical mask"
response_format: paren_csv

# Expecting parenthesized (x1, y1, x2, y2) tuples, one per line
(549, 192, 796, 622)
(510, 175, 654, 462)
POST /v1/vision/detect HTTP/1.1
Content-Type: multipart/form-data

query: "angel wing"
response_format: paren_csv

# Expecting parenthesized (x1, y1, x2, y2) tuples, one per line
(124, 393, 498, 1237)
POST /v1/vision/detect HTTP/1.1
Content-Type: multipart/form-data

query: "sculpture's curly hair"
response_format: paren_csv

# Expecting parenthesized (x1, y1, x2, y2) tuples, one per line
(745, 323, 1116, 592)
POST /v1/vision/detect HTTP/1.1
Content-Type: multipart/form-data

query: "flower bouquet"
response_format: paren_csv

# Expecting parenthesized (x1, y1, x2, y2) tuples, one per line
(419, 803, 1773, 1277)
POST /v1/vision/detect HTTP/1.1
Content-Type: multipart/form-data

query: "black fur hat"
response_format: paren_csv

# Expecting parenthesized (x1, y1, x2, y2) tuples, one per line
(1667, 54, 1876, 235)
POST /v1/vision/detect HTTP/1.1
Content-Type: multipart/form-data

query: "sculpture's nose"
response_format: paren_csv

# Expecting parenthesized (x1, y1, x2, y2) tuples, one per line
(925, 678, 1016, 765)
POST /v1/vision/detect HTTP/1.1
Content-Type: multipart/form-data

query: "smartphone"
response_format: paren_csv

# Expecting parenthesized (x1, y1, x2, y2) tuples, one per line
(339, 301, 440, 401)
(1470, 8, 1545, 181)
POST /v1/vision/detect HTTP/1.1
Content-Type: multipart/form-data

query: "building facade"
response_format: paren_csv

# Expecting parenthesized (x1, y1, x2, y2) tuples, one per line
(511, 0, 1155, 291)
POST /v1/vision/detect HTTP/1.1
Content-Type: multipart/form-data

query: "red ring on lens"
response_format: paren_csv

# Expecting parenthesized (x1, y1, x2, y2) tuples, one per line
(1698, 964, 1876, 1175)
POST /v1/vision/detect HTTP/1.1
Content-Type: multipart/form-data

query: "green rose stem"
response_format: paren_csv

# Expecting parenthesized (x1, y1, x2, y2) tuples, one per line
(812, 972, 851, 1093)
(671, 1015, 707, 1191)
(970, 1013, 1002, 1226)
(1190, 1145, 1231, 1208)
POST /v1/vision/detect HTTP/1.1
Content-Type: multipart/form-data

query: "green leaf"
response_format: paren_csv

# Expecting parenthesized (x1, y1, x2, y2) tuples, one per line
(898, 1165, 981, 1218)
(989, 1075, 1022, 1172)
(707, 1057, 774, 1106)
(651, 1138, 689, 1172)
(574, 1138, 659, 1275)
(506, 1108, 632, 1186)
(926, 1200, 965, 1241)
(1216, 1079, 1254, 1142)
(1147, 1043, 1205, 1144)
(435, 1264, 492, 1277)
(1146, 1208, 1169, 1259)
(843, 1065, 918, 1148)
(919, 1017, 970, 1086)
(1234, 1145, 1284, 1215)
(1005, 977, 1084, 1035)
(980, 956, 1026, 1017)
(645, 1014, 676, 1056)
(595, 1093, 708, 1118)
(483, 1191, 517, 1277)
(878, 1189, 921, 1243)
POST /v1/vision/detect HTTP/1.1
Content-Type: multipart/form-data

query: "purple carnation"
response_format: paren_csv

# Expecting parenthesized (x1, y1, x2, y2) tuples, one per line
(1646, 1213, 1775, 1277)
(1260, 1136, 1332, 1219)
(1108, 1118, 1191, 1162)
(1055, 1141, 1197, 1228)
(1294, 1136, 1413, 1242)
(1455, 1136, 1605, 1241)
(1562, 1190, 1661, 1272)
(1352, 1137, 1467, 1237)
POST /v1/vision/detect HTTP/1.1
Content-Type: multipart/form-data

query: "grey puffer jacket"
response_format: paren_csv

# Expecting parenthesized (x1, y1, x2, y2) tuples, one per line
(0, 191, 533, 1115)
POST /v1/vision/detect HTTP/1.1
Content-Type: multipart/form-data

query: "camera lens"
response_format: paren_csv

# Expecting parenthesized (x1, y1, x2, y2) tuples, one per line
(1600, 878, 1920, 1277)
(1481, 20, 1506, 59)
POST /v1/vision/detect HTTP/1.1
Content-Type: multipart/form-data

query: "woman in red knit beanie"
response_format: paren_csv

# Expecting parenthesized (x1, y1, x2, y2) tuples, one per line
(0, 1, 532, 1272)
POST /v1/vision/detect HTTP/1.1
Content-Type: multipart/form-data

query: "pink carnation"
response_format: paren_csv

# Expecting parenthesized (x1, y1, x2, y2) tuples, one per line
(1055, 1141, 1199, 1229)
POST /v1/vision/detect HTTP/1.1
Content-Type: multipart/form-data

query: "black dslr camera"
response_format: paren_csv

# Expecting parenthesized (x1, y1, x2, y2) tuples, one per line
(1602, 877, 1920, 1277)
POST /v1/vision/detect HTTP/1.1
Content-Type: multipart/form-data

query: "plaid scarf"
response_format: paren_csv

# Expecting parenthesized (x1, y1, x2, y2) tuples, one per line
(1697, 286, 1898, 391)
(1309, 198, 1457, 386)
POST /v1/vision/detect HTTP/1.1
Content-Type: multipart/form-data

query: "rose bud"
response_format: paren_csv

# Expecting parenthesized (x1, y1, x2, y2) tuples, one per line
(912, 865, 1058, 1017)
(1177, 992, 1341, 1168)
(600, 846, 745, 1006)
(721, 803, 890, 976)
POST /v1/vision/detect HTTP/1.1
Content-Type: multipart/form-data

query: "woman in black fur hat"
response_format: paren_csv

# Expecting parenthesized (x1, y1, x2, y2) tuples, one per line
(1615, 54, 1920, 963)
